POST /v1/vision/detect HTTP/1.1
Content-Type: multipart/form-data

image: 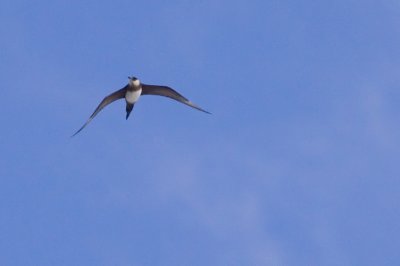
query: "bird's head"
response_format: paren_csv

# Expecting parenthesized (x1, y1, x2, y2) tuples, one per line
(128, 76, 141, 87)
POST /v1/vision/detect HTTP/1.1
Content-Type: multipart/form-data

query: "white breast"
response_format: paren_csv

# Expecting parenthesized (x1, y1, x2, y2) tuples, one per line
(125, 89, 142, 104)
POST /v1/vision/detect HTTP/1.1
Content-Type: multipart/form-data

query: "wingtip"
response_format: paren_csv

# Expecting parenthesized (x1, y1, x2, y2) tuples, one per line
(199, 109, 212, 114)
(194, 105, 212, 115)
(71, 130, 80, 138)
(71, 125, 85, 137)
(186, 101, 211, 115)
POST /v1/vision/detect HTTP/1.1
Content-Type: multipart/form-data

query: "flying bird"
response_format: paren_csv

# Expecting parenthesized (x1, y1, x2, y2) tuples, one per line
(72, 76, 210, 136)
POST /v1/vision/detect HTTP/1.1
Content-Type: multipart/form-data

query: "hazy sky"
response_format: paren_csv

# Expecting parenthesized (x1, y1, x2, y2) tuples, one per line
(1, 0, 400, 265)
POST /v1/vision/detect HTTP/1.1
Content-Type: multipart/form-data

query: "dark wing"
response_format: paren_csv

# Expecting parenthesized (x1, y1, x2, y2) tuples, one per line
(141, 84, 211, 114)
(72, 86, 127, 136)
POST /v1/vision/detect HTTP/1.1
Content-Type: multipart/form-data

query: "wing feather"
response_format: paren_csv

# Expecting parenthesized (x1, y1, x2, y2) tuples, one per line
(72, 86, 127, 136)
(141, 84, 210, 114)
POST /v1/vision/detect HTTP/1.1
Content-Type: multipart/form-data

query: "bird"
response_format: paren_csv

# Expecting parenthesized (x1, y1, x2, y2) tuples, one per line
(72, 76, 210, 136)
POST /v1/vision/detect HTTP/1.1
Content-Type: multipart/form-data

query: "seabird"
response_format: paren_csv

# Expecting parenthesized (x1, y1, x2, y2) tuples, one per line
(72, 76, 210, 136)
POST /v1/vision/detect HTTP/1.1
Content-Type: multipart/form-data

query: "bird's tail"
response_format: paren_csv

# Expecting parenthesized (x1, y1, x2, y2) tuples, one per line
(126, 103, 135, 120)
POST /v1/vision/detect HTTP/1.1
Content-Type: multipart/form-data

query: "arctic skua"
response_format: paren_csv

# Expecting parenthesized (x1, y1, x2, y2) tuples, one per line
(72, 76, 210, 136)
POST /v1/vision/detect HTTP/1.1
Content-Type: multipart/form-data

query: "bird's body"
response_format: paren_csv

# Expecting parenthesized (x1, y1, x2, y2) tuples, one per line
(125, 88, 142, 104)
(125, 77, 142, 104)
(124, 77, 142, 119)
(72, 76, 210, 136)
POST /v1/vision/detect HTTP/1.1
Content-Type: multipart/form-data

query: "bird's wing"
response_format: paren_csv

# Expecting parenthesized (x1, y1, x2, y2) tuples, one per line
(141, 84, 211, 114)
(72, 86, 127, 136)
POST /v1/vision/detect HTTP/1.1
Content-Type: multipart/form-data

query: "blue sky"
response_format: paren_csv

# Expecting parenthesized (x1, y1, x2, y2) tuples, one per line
(1, 0, 400, 265)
